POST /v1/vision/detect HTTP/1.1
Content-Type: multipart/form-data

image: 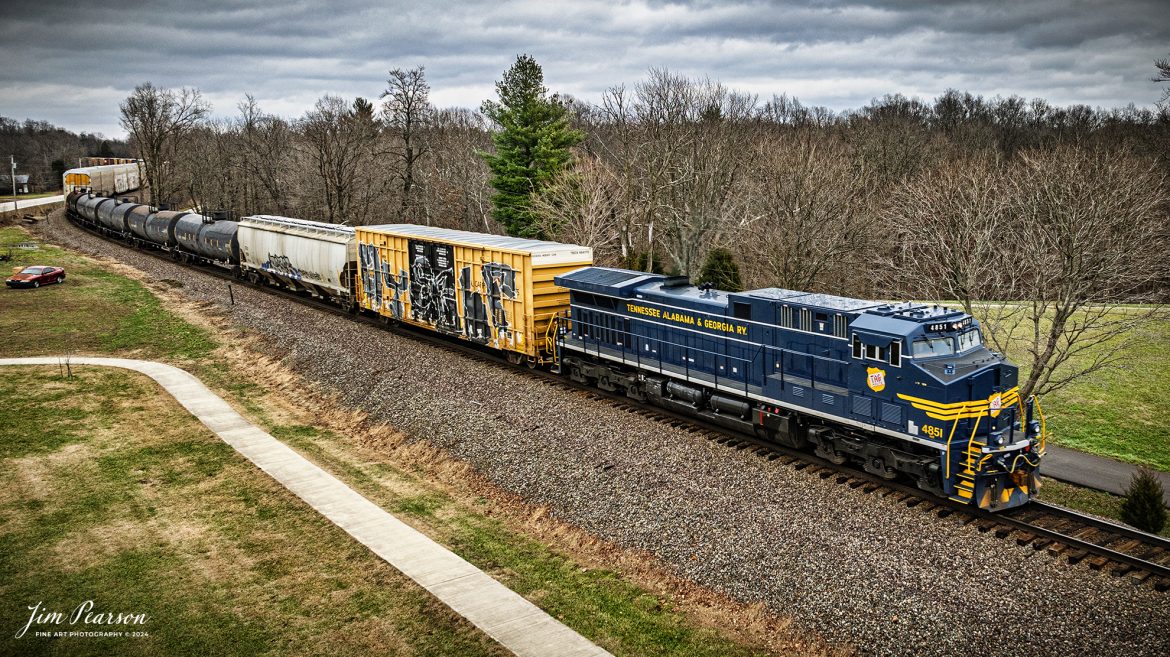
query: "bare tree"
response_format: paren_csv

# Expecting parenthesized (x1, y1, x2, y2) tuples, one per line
(988, 146, 1168, 399)
(894, 146, 1167, 401)
(597, 69, 757, 276)
(743, 131, 877, 293)
(297, 95, 380, 224)
(382, 66, 433, 221)
(882, 154, 1009, 307)
(181, 119, 238, 215)
(416, 108, 494, 232)
(237, 94, 294, 215)
(119, 83, 209, 206)
(533, 154, 623, 263)
(1155, 55, 1170, 107)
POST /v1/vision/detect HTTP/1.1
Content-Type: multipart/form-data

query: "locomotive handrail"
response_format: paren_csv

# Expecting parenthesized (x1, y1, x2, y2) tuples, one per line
(1033, 396, 1048, 455)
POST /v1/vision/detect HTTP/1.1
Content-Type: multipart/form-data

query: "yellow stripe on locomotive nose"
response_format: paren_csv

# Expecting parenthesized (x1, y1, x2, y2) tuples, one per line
(896, 388, 1020, 421)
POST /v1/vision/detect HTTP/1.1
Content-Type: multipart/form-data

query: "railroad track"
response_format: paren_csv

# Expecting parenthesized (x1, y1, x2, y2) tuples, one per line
(58, 212, 1170, 592)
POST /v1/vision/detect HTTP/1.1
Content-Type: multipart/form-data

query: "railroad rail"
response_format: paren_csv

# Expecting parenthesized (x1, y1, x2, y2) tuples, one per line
(57, 211, 1170, 591)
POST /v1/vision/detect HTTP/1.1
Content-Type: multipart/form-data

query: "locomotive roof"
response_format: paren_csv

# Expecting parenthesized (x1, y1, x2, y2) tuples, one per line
(742, 288, 884, 312)
(559, 267, 976, 334)
(361, 224, 592, 259)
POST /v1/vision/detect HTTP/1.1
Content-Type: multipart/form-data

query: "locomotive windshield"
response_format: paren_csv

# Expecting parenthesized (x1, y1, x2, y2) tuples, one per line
(912, 336, 955, 358)
(912, 328, 983, 359)
(957, 329, 982, 353)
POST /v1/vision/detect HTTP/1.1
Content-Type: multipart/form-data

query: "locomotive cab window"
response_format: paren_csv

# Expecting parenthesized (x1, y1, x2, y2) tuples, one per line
(733, 302, 752, 320)
(957, 329, 982, 353)
(852, 334, 863, 359)
(912, 336, 955, 358)
(889, 340, 901, 367)
(864, 343, 888, 361)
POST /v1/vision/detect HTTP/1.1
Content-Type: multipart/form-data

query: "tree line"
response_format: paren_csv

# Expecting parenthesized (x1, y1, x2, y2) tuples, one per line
(0, 117, 130, 192)
(114, 54, 1170, 401)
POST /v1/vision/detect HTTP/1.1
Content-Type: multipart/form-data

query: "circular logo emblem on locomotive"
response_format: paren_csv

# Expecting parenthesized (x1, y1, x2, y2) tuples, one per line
(988, 392, 1003, 418)
(866, 367, 886, 392)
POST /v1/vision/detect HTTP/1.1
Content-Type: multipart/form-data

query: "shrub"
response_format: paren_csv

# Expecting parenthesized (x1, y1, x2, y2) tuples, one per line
(1120, 467, 1167, 533)
(696, 247, 743, 292)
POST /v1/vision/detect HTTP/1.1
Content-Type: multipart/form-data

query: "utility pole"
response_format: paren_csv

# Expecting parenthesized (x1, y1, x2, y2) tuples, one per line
(10, 155, 16, 212)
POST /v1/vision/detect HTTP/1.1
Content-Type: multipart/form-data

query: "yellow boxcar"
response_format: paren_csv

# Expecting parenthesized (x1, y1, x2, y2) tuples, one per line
(355, 225, 593, 364)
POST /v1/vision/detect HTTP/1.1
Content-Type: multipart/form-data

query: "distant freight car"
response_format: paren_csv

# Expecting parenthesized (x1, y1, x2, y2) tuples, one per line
(237, 215, 357, 304)
(356, 225, 592, 365)
(62, 161, 142, 194)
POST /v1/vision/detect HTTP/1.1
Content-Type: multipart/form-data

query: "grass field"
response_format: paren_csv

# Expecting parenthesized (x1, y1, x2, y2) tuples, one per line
(0, 367, 509, 657)
(978, 308, 1170, 472)
(0, 225, 811, 655)
(0, 226, 213, 361)
(0, 191, 60, 203)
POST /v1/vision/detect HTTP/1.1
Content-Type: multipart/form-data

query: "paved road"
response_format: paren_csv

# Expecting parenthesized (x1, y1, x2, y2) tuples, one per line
(1041, 444, 1170, 507)
(1, 356, 613, 657)
(2, 194, 64, 212)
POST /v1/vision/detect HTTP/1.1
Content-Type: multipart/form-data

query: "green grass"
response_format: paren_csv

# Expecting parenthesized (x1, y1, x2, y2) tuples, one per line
(0, 226, 214, 360)
(1037, 321, 1170, 472)
(0, 367, 508, 657)
(0, 226, 801, 656)
(978, 307, 1170, 472)
(1038, 478, 1170, 538)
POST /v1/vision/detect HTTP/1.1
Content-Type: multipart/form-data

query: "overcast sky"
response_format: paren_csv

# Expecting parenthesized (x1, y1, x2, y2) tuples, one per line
(1, 0, 1166, 138)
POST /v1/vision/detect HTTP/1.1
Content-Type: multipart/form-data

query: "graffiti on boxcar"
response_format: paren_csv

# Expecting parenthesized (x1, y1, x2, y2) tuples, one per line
(359, 243, 383, 310)
(359, 242, 407, 319)
(460, 262, 517, 344)
(384, 268, 408, 319)
(408, 240, 460, 332)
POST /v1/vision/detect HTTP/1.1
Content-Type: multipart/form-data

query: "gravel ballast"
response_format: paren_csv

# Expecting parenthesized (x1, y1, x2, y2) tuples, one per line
(38, 213, 1170, 656)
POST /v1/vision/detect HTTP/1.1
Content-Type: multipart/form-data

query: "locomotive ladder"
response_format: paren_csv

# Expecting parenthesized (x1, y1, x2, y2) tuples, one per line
(951, 414, 986, 503)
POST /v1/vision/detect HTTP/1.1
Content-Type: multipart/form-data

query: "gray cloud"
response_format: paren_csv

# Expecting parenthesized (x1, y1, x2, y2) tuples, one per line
(0, 0, 1165, 137)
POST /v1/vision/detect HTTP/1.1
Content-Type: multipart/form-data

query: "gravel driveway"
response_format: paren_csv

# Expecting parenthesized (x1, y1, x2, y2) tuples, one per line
(37, 212, 1170, 657)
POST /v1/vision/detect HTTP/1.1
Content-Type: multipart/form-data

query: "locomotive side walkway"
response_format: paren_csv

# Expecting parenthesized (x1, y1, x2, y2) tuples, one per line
(0, 356, 613, 657)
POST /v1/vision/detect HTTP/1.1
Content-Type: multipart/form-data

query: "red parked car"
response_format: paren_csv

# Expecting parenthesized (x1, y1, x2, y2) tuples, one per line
(5, 265, 66, 288)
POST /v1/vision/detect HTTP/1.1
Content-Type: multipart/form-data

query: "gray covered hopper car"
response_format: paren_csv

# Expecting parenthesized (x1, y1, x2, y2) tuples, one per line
(237, 215, 356, 301)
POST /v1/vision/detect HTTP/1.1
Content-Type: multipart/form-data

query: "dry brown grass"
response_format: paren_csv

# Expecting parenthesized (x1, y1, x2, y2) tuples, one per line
(190, 317, 833, 655)
(20, 219, 836, 655)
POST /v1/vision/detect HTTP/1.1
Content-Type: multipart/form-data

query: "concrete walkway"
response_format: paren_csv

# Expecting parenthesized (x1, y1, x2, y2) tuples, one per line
(1041, 444, 1170, 507)
(0, 356, 612, 657)
(3, 194, 64, 212)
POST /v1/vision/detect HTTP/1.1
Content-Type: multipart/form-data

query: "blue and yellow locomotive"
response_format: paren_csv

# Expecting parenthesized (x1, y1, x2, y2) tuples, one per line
(554, 268, 1045, 510)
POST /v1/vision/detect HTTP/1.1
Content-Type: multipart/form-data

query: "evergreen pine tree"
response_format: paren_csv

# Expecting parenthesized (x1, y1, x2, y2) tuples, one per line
(696, 247, 743, 292)
(480, 54, 584, 238)
(1121, 468, 1167, 533)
